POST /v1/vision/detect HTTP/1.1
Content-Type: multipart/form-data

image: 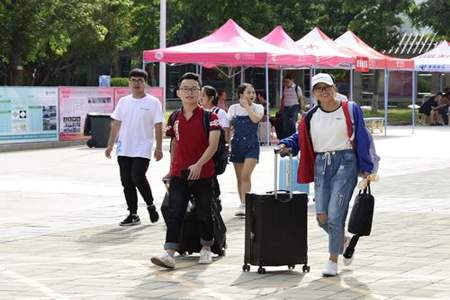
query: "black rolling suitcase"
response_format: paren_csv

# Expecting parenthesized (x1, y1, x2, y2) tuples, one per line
(242, 150, 310, 274)
(161, 178, 227, 257)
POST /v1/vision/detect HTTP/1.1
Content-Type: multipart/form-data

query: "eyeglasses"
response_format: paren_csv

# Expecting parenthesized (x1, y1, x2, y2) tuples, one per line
(179, 87, 201, 93)
(314, 85, 332, 92)
(130, 78, 145, 84)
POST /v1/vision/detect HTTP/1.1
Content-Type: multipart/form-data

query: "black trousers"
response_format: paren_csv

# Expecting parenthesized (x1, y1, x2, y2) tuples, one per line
(117, 156, 154, 214)
(165, 176, 214, 250)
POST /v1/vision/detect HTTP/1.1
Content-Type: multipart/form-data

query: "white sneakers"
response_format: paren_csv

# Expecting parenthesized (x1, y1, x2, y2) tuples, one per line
(198, 249, 213, 264)
(321, 236, 353, 277)
(151, 252, 175, 269)
(343, 236, 354, 266)
(151, 249, 213, 269)
(322, 260, 338, 277)
(235, 203, 246, 217)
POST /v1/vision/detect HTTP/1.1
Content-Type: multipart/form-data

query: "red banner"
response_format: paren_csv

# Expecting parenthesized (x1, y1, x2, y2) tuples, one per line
(356, 56, 369, 72)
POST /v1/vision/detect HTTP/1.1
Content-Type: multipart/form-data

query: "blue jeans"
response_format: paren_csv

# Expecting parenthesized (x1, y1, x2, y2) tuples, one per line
(314, 150, 357, 256)
(282, 104, 300, 138)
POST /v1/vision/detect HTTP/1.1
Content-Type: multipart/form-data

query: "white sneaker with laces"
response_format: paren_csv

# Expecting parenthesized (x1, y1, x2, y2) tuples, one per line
(198, 249, 213, 264)
(343, 236, 354, 266)
(234, 203, 246, 217)
(151, 252, 175, 269)
(322, 260, 338, 277)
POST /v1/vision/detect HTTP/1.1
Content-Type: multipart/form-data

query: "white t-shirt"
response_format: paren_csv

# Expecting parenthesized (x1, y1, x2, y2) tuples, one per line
(283, 84, 303, 107)
(207, 106, 229, 128)
(310, 105, 352, 153)
(111, 94, 164, 159)
(227, 102, 264, 120)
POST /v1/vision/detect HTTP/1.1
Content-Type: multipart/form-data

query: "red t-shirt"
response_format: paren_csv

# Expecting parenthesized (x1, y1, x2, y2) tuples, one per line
(166, 106, 220, 179)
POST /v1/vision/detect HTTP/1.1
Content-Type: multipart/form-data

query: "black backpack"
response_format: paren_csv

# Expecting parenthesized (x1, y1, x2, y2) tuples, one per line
(168, 108, 229, 175)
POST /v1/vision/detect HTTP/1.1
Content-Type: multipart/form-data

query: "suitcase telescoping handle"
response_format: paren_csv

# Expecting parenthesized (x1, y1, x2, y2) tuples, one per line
(273, 147, 293, 200)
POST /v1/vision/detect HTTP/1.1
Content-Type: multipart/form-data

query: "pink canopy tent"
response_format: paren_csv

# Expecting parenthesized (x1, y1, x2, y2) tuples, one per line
(295, 27, 356, 68)
(335, 30, 415, 134)
(261, 26, 317, 67)
(143, 19, 309, 144)
(143, 19, 310, 68)
(335, 31, 414, 70)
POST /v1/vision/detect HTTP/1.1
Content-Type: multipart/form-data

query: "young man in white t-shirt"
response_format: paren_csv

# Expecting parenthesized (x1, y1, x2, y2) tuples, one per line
(105, 69, 164, 226)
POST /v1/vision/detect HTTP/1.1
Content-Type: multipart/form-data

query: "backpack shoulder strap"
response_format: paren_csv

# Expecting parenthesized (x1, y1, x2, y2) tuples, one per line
(169, 109, 181, 128)
(202, 109, 211, 137)
(341, 100, 355, 144)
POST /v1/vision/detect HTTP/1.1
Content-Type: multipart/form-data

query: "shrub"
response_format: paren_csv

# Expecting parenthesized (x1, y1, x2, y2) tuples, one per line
(111, 77, 129, 87)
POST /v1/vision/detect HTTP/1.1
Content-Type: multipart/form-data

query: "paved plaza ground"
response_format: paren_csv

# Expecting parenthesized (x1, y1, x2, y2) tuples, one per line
(1, 126, 450, 299)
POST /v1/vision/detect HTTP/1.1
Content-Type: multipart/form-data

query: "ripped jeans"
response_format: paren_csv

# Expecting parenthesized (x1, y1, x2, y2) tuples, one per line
(314, 149, 357, 256)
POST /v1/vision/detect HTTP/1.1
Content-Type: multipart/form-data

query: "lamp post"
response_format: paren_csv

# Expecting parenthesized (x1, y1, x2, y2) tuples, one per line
(160, 0, 166, 112)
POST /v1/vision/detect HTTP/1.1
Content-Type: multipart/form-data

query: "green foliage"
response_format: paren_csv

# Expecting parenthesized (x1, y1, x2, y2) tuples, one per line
(410, 0, 450, 39)
(111, 77, 129, 87)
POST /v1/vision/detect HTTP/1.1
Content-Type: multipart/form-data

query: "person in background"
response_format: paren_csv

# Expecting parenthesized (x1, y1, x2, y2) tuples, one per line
(430, 92, 449, 125)
(151, 72, 220, 269)
(280, 73, 305, 139)
(200, 85, 230, 202)
(228, 83, 264, 216)
(278, 73, 376, 277)
(105, 68, 163, 226)
(419, 93, 440, 124)
(217, 90, 228, 112)
(255, 91, 268, 121)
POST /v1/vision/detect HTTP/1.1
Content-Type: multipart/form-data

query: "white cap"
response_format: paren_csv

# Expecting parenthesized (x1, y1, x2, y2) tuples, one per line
(311, 73, 334, 88)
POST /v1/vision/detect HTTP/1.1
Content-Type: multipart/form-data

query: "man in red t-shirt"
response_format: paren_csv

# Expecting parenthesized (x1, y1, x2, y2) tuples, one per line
(151, 73, 220, 269)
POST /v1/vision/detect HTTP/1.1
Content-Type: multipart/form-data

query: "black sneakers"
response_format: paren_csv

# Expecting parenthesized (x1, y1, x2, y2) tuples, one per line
(119, 214, 141, 226)
(147, 205, 159, 223)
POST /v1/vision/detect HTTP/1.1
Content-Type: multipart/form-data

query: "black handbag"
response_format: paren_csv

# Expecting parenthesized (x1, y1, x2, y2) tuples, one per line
(344, 184, 375, 260)
(348, 184, 375, 236)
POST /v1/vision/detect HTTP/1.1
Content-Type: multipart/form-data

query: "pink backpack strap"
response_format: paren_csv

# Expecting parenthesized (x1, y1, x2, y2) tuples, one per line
(341, 100, 354, 149)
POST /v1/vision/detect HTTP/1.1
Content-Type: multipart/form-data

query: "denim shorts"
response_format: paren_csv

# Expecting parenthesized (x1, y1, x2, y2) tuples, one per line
(230, 137, 260, 163)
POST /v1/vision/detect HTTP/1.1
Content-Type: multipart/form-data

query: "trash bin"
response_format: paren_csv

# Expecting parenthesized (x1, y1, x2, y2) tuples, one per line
(84, 113, 111, 148)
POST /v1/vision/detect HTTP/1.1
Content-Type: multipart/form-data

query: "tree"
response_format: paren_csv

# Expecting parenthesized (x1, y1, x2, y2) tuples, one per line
(410, 0, 450, 39)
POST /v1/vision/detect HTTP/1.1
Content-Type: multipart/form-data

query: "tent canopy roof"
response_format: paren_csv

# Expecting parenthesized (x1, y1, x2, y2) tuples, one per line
(295, 27, 355, 68)
(414, 41, 450, 72)
(335, 31, 414, 70)
(143, 19, 308, 67)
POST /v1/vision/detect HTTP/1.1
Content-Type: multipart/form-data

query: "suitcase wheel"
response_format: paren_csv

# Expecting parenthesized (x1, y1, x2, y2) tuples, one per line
(86, 139, 95, 148)
(302, 265, 310, 273)
(257, 266, 266, 274)
(288, 265, 295, 270)
(242, 264, 250, 272)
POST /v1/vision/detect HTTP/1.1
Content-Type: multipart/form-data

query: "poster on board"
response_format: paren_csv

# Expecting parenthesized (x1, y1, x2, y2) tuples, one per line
(0, 87, 59, 144)
(59, 87, 114, 141)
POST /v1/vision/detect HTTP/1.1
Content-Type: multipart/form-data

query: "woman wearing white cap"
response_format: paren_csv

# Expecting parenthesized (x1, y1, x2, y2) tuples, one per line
(277, 73, 377, 276)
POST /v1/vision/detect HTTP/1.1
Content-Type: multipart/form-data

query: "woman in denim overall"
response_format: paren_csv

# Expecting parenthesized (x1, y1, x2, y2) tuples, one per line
(227, 83, 264, 216)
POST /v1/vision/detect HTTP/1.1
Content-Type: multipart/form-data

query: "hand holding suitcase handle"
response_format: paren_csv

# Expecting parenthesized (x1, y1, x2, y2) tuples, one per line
(273, 147, 293, 200)
(274, 144, 292, 157)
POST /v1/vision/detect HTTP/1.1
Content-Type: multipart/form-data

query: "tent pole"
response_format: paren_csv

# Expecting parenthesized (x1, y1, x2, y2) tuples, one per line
(240, 66, 245, 84)
(265, 62, 270, 145)
(384, 69, 389, 136)
(309, 68, 315, 106)
(159, 0, 166, 115)
(280, 69, 283, 108)
(349, 67, 354, 101)
(412, 70, 417, 134)
(199, 65, 203, 82)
